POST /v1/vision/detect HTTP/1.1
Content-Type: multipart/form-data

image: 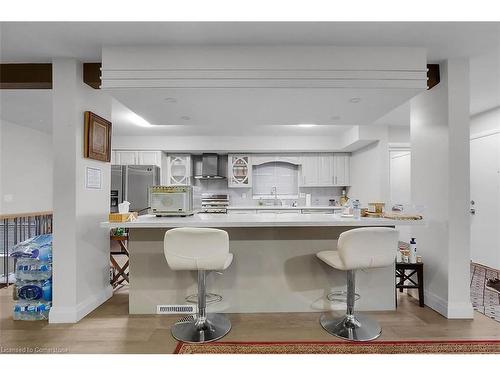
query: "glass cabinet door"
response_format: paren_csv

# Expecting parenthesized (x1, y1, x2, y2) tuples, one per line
(229, 155, 251, 187)
(169, 156, 189, 185)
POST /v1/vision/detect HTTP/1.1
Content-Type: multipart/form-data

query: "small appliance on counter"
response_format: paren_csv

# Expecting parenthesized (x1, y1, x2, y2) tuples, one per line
(200, 194, 229, 214)
(149, 185, 194, 216)
(328, 199, 338, 206)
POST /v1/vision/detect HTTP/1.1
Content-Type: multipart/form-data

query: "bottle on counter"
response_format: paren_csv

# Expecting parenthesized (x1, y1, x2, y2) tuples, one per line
(305, 194, 312, 207)
(352, 199, 361, 219)
(339, 189, 349, 206)
(409, 238, 417, 263)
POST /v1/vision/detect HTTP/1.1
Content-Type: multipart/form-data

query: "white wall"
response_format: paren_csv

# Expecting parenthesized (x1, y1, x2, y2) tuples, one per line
(348, 126, 390, 206)
(49, 59, 113, 323)
(469, 106, 500, 270)
(388, 126, 410, 144)
(411, 60, 473, 318)
(0, 119, 53, 214)
(470, 106, 500, 136)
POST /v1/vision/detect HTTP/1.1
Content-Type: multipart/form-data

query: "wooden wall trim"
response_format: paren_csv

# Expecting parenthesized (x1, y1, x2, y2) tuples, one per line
(427, 64, 440, 90)
(0, 63, 52, 89)
(83, 63, 102, 89)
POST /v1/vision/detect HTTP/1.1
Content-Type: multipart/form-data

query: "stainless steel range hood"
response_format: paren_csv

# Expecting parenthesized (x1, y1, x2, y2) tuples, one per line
(193, 153, 227, 180)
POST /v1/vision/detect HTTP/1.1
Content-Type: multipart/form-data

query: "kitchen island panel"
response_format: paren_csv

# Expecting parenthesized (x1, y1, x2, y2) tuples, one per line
(128, 227, 395, 314)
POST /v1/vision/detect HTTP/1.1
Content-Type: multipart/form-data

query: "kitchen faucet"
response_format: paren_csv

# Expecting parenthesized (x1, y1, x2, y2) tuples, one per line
(271, 186, 283, 206)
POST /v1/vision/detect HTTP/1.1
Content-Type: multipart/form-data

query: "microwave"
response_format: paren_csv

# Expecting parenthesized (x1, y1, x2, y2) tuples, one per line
(149, 186, 194, 216)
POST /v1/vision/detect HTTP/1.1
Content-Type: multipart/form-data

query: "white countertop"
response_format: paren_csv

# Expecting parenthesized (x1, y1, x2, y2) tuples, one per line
(101, 213, 425, 229)
(226, 206, 343, 210)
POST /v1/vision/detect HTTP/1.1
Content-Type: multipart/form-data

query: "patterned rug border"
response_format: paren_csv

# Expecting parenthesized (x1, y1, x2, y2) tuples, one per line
(174, 340, 500, 354)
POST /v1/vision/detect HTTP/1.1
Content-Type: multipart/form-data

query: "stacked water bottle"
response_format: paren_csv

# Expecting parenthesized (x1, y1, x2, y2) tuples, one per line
(9, 234, 53, 320)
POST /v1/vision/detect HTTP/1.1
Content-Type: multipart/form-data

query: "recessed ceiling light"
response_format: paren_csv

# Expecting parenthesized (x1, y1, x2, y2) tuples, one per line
(297, 124, 316, 128)
(181, 116, 191, 121)
(128, 112, 152, 127)
(349, 97, 361, 103)
(164, 97, 177, 103)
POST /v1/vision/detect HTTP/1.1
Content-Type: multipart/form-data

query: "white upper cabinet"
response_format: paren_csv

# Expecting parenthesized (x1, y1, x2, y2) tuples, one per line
(299, 153, 350, 187)
(318, 154, 335, 186)
(228, 154, 252, 188)
(113, 150, 162, 167)
(138, 151, 162, 166)
(166, 154, 192, 186)
(333, 153, 350, 187)
(114, 151, 138, 165)
(300, 154, 320, 187)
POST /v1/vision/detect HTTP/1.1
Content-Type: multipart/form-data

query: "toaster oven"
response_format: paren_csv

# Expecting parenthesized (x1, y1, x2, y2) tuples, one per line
(149, 186, 194, 216)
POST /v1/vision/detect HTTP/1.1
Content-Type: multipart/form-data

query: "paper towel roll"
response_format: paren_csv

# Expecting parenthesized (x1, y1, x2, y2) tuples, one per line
(118, 201, 130, 213)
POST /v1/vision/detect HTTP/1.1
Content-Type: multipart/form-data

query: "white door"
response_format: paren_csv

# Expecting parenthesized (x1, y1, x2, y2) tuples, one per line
(389, 150, 411, 242)
(389, 151, 411, 204)
(470, 133, 500, 269)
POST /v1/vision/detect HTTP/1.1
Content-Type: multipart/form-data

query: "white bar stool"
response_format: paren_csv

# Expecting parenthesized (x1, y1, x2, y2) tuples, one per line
(317, 227, 398, 341)
(164, 227, 233, 343)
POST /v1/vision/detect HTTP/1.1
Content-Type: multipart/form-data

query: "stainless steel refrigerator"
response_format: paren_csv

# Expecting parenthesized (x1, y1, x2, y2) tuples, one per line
(110, 165, 160, 214)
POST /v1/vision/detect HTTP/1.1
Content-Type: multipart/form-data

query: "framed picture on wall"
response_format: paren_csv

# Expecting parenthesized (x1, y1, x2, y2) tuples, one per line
(84, 111, 112, 162)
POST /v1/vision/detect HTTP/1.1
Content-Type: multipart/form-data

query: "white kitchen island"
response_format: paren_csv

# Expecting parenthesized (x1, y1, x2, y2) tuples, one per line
(101, 213, 424, 314)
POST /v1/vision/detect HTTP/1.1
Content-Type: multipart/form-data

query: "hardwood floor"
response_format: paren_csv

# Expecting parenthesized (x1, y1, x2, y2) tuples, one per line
(1, 286, 499, 354)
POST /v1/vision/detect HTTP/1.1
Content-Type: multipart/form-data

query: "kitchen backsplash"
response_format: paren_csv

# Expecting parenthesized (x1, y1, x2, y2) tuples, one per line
(192, 179, 344, 206)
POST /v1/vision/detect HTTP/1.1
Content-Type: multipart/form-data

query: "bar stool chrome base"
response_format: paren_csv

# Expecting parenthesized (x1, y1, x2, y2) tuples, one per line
(171, 313, 231, 343)
(320, 311, 381, 341)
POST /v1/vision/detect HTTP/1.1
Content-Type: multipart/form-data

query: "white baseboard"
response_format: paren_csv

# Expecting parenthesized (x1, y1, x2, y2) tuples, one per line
(424, 290, 448, 317)
(49, 285, 113, 323)
(424, 290, 474, 319)
(447, 301, 474, 319)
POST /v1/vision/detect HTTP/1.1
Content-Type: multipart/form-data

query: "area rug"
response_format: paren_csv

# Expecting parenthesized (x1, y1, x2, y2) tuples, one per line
(470, 262, 500, 323)
(174, 340, 500, 354)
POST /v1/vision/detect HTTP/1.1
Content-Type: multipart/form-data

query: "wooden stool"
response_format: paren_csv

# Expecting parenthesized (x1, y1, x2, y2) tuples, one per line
(110, 234, 129, 289)
(395, 262, 424, 307)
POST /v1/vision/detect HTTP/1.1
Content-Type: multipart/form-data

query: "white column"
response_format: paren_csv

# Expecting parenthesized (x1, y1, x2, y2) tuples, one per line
(50, 59, 113, 323)
(410, 59, 473, 318)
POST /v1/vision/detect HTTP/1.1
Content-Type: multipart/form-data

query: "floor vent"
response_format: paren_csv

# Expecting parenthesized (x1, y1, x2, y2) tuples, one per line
(156, 304, 196, 315)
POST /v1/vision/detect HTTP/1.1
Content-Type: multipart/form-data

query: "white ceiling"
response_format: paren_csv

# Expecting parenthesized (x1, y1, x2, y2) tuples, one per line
(1, 22, 499, 63)
(112, 97, 354, 136)
(1, 22, 498, 134)
(374, 102, 410, 127)
(110, 86, 420, 131)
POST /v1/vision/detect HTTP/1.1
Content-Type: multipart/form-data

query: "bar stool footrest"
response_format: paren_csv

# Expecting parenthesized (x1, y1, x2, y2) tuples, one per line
(326, 291, 360, 303)
(185, 293, 223, 305)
